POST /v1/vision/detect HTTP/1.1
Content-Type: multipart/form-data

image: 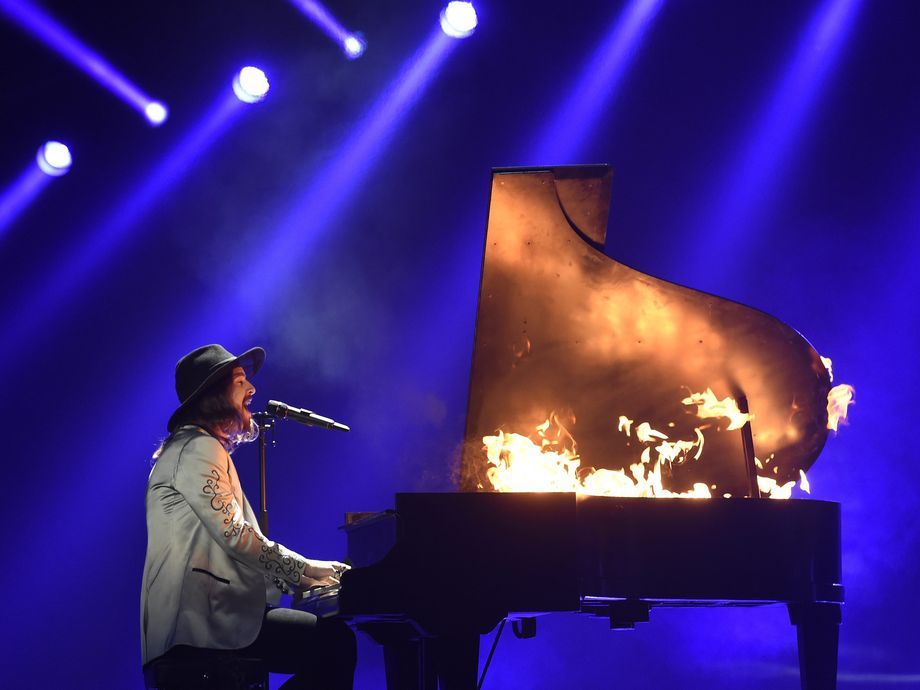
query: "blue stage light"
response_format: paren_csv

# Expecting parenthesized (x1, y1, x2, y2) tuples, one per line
(36, 141, 72, 177)
(233, 66, 270, 103)
(220, 26, 461, 326)
(1, 0, 167, 124)
(0, 91, 247, 366)
(144, 101, 169, 126)
(440, 1, 477, 38)
(344, 34, 366, 59)
(287, 0, 364, 60)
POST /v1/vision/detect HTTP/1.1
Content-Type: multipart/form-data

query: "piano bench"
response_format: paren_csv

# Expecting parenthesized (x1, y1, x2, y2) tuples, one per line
(143, 652, 268, 690)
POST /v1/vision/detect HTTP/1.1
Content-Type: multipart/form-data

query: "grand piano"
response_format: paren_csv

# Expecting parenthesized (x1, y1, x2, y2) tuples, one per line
(298, 166, 844, 689)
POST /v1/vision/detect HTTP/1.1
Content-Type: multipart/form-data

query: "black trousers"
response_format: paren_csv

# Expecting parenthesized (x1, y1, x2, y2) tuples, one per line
(158, 607, 356, 690)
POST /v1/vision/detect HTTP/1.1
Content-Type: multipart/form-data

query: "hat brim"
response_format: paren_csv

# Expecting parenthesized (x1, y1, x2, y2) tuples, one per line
(166, 346, 265, 432)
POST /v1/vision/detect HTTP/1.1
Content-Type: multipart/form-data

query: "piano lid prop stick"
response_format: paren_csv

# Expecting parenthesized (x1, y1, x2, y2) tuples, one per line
(736, 394, 761, 498)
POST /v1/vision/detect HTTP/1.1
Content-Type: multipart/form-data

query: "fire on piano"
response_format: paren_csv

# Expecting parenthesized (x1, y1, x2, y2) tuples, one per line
(298, 166, 846, 689)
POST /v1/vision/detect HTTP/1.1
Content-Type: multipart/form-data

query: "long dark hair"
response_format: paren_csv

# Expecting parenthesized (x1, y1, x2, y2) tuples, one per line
(153, 371, 243, 460)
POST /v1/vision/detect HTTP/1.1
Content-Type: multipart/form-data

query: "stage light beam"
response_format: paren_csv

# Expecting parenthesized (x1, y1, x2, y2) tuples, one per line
(0, 91, 248, 364)
(682, 0, 863, 280)
(0, 0, 168, 125)
(440, 2, 478, 38)
(287, 0, 366, 59)
(0, 165, 52, 239)
(216, 24, 462, 326)
(233, 67, 270, 104)
(530, 0, 664, 163)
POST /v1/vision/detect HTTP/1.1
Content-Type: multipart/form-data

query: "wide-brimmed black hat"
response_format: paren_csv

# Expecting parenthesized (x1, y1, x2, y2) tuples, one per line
(167, 344, 265, 432)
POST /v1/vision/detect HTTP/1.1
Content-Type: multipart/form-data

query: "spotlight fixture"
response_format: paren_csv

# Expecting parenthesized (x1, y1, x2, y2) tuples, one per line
(343, 34, 366, 59)
(440, 1, 477, 38)
(36, 141, 72, 177)
(233, 66, 270, 103)
(144, 101, 169, 126)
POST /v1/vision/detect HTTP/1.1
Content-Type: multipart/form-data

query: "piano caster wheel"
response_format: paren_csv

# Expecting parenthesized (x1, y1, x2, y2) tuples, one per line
(511, 617, 537, 639)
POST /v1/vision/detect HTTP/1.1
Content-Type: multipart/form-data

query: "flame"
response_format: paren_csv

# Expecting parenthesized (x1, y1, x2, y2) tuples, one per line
(753, 464, 809, 498)
(757, 474, 795, 499)
(482, 388, 824, 500)
(827, 384, 854, 432)
(799, 469, 810, 494)
(821, 353, 855, 432)
(483, 413, 710, 498)
(483, 430, 581, 492)
(681, 388, 753, 430)
(820, 356, 834, 382)
(635, 422, 668, 443)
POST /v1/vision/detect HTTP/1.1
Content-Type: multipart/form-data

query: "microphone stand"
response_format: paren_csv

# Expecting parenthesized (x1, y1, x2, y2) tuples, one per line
(251, 412, 276, 537)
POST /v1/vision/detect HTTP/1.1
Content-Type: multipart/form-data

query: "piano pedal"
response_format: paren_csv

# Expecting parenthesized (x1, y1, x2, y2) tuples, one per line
(511, 617, 537, 639)
(607, 600, 650, 630)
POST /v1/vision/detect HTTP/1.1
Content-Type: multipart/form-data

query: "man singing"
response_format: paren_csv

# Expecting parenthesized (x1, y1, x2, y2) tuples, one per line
(140, 344, 356, 689)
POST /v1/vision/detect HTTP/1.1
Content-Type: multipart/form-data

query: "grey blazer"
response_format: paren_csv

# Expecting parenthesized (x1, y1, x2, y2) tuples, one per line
(140, 426, 310, 664)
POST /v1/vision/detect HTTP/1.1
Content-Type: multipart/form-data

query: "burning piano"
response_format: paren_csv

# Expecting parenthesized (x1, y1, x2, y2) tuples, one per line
(298, 165, 853, 689)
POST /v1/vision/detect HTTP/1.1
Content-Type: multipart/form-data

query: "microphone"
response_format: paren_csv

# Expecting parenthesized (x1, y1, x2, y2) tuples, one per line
(266, 400, 350, 432)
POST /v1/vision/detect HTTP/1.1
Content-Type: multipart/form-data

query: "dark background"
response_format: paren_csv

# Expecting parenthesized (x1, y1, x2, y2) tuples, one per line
(1, 0, 917, 687)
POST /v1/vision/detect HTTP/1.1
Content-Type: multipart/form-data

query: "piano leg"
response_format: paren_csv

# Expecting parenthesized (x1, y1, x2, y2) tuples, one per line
(383, 638, 438, 690)
(433, 634, 480, 690)
(380, 634, 479, 690)
(787, 603, 842, 690)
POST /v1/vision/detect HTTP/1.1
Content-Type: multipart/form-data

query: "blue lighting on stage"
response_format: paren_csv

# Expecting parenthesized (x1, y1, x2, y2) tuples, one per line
(530, 0, 664, 163)
(0, 0, 168, 124)
(224, 26, 462, 320)
(0, 91, 247, 365)
(287, 0, 366, 59)
(440, 2, 478, 39)
(343, 33, 366, 60)
(35, 140, 73, 176)
(685, 0, 863, 278)
(144, 100, 169, 126)
(0, 163, 52, 239)
(233, 66, 271, 103)
(6, 2, 920, 687)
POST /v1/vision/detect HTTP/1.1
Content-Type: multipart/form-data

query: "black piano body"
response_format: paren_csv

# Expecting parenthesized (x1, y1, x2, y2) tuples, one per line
(298, 492, 843, 689)
(295, 165, 846, 688)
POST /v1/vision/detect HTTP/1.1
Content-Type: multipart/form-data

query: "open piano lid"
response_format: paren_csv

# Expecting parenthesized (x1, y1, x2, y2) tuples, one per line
(460, 165, 832, 498)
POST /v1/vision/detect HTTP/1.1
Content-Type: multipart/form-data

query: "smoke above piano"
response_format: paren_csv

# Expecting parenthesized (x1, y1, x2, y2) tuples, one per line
(461, 165, 854, 499)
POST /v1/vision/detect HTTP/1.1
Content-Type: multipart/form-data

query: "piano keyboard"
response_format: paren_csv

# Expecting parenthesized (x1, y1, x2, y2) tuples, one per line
(294, 583, 341, 618)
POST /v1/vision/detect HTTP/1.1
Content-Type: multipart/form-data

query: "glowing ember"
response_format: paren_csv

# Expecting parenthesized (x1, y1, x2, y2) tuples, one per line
(681, 388, 753, 430)
(827, 384, 855, 432)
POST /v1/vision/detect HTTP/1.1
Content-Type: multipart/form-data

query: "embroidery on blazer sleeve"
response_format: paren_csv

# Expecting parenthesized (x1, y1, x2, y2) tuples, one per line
(201, 468, 243, 539)
(199, 455, 306, 585)
(257, 542, 306, 584)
